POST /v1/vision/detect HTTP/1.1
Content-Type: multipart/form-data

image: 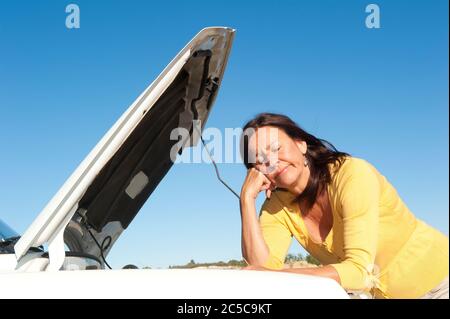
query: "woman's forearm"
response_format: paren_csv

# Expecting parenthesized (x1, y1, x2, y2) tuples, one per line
(244, 264, 341, 284)
(240, 197, 270, 266)
(278, 265, 341, 284)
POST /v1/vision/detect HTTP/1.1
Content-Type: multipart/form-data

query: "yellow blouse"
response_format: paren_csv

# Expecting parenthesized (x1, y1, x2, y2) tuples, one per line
(260, 157, 449, 298)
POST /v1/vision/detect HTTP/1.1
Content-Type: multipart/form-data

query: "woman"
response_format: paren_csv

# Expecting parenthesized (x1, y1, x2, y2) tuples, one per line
(240, 113, 448, 299)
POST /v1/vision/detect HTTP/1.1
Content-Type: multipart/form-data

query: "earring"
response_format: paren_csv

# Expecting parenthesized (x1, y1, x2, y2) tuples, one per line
(304, 157, 309, 167)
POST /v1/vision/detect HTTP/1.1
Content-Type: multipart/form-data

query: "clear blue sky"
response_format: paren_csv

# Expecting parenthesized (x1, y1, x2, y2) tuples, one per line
(0, 0, 448, 268)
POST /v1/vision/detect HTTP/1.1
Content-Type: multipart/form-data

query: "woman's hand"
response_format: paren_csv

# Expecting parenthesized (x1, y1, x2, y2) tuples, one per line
(242, 264, 270, 271)
(241, 168, 275, 201)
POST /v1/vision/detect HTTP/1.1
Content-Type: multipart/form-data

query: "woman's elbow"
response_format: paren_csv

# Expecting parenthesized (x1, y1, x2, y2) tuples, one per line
(330, 261, 374, 291)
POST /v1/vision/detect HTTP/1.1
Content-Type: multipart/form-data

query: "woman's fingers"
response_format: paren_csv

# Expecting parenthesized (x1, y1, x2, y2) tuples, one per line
(241, 167, 276, 200)
(258, 170, 274, 199)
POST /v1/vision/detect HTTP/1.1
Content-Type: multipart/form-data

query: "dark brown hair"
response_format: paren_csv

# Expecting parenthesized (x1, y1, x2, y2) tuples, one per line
(241, 113, 349, 212)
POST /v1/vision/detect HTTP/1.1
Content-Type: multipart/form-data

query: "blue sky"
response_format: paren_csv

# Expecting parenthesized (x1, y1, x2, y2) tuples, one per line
(0, 0, 448, 268)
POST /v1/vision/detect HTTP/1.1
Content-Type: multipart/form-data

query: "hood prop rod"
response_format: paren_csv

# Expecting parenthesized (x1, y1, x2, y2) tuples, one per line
(194, 125, 240, 200)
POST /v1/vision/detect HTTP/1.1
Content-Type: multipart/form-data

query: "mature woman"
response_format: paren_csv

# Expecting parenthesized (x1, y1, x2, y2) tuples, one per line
(240, 113, 448, 299)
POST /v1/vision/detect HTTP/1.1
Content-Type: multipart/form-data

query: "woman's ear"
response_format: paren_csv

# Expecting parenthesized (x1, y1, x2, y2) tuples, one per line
(295, 140, 308, 155)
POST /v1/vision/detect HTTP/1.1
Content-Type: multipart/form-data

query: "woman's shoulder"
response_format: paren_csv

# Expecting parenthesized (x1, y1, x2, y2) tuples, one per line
(328, 156, 383, 198)
(330, 156, 378, 180)
(260, 189, 294, 215)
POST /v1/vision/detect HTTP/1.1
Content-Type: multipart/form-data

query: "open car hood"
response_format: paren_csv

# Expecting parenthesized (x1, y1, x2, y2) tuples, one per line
(14, 27, 235, 267)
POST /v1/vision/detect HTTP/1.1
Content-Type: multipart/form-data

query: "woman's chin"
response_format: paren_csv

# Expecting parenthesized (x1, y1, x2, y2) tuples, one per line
(276, 175, 296, 188)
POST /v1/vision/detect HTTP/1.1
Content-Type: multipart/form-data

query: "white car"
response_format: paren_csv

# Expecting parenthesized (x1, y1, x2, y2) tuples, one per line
(0, 27, 349, 299)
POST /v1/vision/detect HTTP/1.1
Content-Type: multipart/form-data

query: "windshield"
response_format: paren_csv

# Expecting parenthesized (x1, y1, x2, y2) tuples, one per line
(0, 219, 18, 242)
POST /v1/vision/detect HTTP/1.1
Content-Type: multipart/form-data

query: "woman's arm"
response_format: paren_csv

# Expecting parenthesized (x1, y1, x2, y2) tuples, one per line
(244, 264, 341, 284)
(240, 168, 272, 265)
(240, 197, 270, 265)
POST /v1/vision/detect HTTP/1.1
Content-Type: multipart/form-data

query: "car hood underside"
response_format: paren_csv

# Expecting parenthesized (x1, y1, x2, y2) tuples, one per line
(14, 28, 235, 266)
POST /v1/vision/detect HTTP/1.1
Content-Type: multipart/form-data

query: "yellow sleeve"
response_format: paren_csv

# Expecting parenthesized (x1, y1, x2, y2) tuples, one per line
(329, 159, 380, 291)
(259, 201, 292, 270)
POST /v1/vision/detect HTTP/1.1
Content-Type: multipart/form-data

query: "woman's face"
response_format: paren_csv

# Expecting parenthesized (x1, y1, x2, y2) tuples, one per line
(247, 126, 308, 189)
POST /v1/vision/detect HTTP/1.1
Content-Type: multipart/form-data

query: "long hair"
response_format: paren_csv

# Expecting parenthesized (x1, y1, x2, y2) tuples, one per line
(241, 113, 349, 212)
